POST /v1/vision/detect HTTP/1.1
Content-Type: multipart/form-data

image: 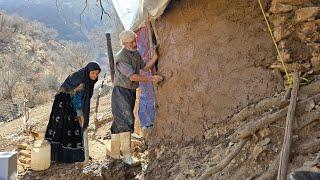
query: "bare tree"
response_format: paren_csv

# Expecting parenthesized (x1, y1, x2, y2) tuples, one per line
(0, 66, 19, 100)
(0, 12, 5, 32)
(60, 41, 96, 72)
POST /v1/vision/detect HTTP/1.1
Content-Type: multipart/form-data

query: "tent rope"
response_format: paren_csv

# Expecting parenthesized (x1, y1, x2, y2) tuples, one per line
(257, 0, 293, 88)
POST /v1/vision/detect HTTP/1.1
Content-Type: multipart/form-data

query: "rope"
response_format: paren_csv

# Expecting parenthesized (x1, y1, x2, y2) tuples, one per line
(257, 0, 293, 88)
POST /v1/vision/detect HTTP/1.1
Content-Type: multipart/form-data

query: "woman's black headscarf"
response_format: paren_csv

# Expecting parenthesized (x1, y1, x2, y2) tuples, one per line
(61, 62, 101, 129)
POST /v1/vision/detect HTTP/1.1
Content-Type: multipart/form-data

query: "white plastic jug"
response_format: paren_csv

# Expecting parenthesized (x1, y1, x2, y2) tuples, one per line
(31, 140, 51, 171)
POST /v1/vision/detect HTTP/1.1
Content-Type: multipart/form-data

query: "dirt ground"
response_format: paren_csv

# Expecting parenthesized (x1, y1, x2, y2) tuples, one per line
(0, 94, 112, 152)
(0, 93, 146, 179)
(144, 117, 319, 179)
(3, 92, 318, 180)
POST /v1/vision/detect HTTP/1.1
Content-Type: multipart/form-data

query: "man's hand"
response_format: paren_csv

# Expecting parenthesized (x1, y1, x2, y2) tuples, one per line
(143, 50, 159, 71)
(78, 116, 84, 127)
(152, 52, 158, 61)
(152, 75, 164, 84)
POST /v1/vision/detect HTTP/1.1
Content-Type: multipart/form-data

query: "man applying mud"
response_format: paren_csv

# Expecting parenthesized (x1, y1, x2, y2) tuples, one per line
(109, 30, 163, 165)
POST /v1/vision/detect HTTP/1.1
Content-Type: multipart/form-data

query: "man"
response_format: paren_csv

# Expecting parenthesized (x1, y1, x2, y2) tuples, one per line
(109, 30, 163, 165)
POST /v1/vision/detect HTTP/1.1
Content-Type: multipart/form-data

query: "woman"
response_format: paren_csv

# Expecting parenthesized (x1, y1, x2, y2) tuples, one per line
(45, 62, 101, 163)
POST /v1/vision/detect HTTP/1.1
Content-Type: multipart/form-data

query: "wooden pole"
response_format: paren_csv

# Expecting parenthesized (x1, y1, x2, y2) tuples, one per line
(105, 33, 115, 83)
(83, 128, 89, 163)
(277, 71, 300, 180)
(23, 98, 29, 132)
(94, 73, 107, 130)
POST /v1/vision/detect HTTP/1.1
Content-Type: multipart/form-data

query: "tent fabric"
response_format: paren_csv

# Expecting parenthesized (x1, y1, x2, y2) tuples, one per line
(136, 26, 156, 127)
(112, 0, 170, 30)
(111, 0, 143, 30)
(144, 0, 170, 19)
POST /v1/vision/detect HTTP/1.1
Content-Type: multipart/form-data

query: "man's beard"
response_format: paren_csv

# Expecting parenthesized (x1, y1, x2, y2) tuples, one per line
(126, 46, 137, 51)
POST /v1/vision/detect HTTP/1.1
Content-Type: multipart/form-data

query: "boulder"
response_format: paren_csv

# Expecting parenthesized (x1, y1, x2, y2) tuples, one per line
(295, 7, 320, 23)
(271, 0, 311, 6)
(273, 25, 294, 41)
(297, 20, 320, 42)
(311, 56, 320, 71)
(17, 143, 29, 150)
(270, 3, 295, 14)
(277, 49, 292, 62)
(270, 14, 292, 27)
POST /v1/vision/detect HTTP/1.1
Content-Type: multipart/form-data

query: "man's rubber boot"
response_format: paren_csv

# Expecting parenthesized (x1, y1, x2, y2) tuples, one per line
(109, 133, 121, 159)
(119, 132, 140, 166)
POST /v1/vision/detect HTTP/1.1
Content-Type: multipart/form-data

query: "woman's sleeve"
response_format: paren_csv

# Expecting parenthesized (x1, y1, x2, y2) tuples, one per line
(72, 91, 84, 117)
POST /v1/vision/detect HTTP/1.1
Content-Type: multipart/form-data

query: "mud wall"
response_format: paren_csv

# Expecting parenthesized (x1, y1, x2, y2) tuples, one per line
(152, 0, 279, 144)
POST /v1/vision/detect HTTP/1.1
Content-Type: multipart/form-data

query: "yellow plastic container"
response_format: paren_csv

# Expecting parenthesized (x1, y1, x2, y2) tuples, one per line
(31, 140, 51, 171)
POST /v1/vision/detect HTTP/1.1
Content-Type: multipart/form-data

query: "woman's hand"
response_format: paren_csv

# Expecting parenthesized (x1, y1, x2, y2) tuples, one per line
(74, 84, 84, 92)
(78, 116, 84, 127)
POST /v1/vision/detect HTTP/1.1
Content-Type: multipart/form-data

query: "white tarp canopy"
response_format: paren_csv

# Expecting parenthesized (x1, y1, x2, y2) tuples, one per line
(145, 0, 170, 19)
(112, 0, 170, 30)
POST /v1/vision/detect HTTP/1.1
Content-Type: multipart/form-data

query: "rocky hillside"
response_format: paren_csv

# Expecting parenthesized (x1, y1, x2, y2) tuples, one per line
(0, 0, 121, 41)
(0, 12, 107, 121)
